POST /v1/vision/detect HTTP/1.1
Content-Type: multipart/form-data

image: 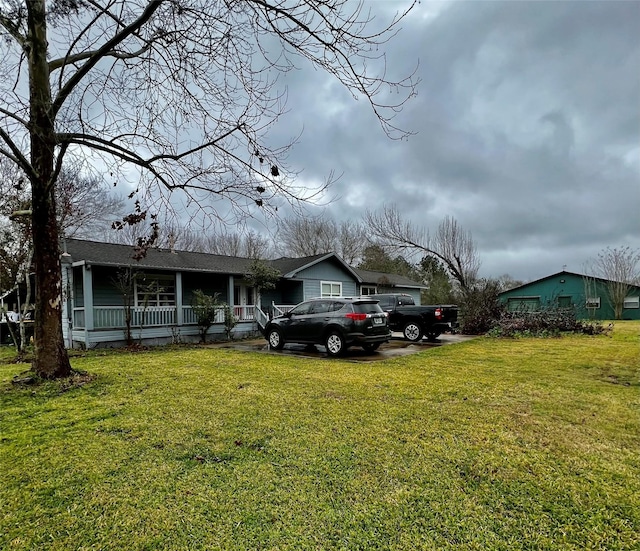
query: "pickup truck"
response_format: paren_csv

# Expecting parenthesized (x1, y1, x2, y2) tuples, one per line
(370, 293, 458, 342)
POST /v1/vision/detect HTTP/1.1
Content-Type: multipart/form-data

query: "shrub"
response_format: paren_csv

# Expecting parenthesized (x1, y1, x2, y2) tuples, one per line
(459, 279, 505, 335)
(489, 307, 606, 338)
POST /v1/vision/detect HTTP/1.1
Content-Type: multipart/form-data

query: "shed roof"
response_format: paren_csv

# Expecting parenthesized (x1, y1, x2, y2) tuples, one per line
(498, 270, 640, 295)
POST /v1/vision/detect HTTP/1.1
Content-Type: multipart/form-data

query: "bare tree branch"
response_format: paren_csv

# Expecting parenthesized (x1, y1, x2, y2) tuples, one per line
(365, 205, 480, 293)
(0, 0, 417, 378)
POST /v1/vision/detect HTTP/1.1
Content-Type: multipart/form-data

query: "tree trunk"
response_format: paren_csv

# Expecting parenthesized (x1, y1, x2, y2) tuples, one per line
(28, 1, 72, 378)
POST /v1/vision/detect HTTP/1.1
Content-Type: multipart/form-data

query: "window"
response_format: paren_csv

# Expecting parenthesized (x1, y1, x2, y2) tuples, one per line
(321, 281, 342, 298)
(309, 301, 331, 314)
(135, 274, 176, 307)
(289, 302, 312, 316)
(507, 297, 540, 312)
(361, 285, 377, 296)
(624, 296, 639, 309)
(557, 296, 573, 308)
(586, 297, 601, 309)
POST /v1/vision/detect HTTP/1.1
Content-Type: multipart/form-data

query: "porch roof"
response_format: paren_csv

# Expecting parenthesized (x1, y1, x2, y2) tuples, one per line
(64, 238, 254, 275)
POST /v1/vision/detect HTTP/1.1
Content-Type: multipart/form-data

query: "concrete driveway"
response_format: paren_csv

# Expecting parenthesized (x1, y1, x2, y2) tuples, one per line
(211, 332, 475, 362)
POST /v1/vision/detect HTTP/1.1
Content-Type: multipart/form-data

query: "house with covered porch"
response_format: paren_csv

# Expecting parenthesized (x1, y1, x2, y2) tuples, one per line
(62, 238, 425, 348)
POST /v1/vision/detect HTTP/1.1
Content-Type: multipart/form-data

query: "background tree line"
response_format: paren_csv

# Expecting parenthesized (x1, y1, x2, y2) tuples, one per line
(2, 161, 637, 348)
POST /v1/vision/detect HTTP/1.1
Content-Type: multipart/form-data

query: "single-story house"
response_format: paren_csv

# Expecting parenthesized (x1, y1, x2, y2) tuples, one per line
(62, 238, 426, 348)
(498, 270, 640, 321)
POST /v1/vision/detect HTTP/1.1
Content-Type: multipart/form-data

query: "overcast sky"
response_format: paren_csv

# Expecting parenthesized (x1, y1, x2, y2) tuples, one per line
(263, 0, 640, 282)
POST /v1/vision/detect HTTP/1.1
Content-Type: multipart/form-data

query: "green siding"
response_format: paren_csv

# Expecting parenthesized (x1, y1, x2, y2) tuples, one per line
(499, 272, 640, 320)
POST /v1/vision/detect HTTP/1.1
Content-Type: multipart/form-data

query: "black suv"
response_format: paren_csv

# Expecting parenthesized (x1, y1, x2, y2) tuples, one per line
(264, 297, 391, 356)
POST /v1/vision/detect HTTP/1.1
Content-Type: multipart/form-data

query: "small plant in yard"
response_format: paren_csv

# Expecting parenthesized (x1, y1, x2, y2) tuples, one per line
(191, 289, 222, 342)
(223, 304, 238, 340)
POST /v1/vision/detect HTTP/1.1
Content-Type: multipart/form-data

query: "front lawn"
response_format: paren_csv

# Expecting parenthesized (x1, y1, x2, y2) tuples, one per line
(1, 323, 638, 550)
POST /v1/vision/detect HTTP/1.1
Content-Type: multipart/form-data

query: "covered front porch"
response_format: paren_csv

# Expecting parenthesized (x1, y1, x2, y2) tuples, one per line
(62, 262, 264, 348)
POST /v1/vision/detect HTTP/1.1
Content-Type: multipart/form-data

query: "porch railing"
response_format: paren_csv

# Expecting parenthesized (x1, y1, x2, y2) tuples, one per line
(272, 302, 294, 316)
(94, 306, 176, 328)
(255, 306, 269, 331)
(73, 305, 258, 329)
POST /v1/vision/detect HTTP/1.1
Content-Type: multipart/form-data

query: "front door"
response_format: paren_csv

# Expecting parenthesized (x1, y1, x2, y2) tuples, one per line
(234, 284, 256, 316)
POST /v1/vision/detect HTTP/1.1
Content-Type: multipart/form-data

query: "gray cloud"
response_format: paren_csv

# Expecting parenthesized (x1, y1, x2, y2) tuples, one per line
(264, 0, 639, 281)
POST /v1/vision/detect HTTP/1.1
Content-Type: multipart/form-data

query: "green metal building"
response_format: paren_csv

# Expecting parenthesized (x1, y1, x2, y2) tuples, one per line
(498, 271, 640, 321)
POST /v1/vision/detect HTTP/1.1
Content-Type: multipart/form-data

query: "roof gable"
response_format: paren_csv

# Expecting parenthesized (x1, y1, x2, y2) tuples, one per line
(271, 252, 362, 282)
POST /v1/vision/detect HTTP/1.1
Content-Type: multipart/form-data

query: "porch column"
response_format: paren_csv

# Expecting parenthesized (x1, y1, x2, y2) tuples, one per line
(228, 275, 234, 307)
(62, 262, 73, 348)
(175, 272, 183, 325)
(83, 264, 94, 344)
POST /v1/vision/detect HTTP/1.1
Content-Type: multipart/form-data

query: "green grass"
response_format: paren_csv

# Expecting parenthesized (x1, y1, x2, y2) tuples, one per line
(1, 323, 639, 550)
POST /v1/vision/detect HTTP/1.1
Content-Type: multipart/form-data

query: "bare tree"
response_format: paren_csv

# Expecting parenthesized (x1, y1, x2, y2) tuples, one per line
(0, 0, 417, 378)
(588, 246, 640, 319)
(277, 216, 338, 257)
(496, 274, 524, 292)
(277, 216, 367, 264)
(365, 205, 480, 293)
(56, 168, 124, 238)
(338, 220, 368, 265)
(0, 159, 31, 294)
(201, 230, 273, 259)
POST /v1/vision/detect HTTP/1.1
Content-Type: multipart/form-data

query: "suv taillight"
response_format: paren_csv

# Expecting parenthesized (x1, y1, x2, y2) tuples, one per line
(435, 307, 442, 320)
(346, 312, 367, 321)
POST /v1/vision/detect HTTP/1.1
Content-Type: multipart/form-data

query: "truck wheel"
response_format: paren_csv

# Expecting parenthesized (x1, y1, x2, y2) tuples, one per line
(403, 321, 423, 342)
(425, 331, 441, 342)
(267, 328, 285, 350)
(325, 331, 346, 357)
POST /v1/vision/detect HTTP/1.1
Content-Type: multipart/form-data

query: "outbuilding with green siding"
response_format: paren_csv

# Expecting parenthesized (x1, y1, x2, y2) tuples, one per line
(498, 271, 640, 320)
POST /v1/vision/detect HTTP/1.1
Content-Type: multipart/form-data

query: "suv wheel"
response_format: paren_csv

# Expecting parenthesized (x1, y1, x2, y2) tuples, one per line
(325, 331, 346, 357)
(403, 321, 423, 342)
(267, 328, 285, 350)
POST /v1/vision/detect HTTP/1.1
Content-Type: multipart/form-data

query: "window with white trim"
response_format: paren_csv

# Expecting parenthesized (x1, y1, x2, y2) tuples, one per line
(586, 297, 601, 309)
(623, 296, 639, 309)
(135, 274, 176, 307)
(321, 281, 342, 298)
(361, 285, 377, 296)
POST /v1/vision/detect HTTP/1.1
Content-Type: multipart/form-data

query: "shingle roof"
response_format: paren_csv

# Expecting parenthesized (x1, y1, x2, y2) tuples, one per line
(63, 238, 426, 289)
(269, 254, 333, 276)
(64, 238, 254, 275)
(353, 268, 426, 289)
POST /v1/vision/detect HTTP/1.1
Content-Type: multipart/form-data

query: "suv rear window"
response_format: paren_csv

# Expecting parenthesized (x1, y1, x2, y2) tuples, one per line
(353, 302, 384, 314)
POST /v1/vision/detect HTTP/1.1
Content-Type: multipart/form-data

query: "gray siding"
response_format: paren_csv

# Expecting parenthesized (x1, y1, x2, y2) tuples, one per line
(295, 259, 353, 281)
(295, 258, 358, 300)
(303, 279, 357, 299)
